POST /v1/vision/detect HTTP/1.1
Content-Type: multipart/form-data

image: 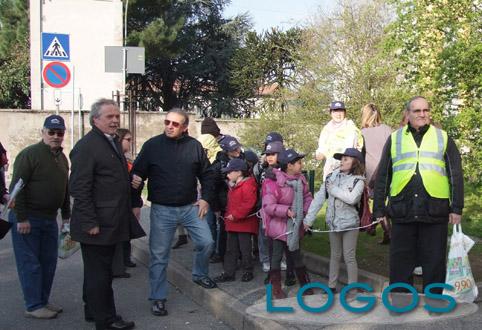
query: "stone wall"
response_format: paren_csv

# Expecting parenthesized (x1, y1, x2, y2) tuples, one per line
(0, 109, 246, 181)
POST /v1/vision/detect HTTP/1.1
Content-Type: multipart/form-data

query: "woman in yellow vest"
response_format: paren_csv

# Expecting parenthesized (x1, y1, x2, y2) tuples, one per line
(373, 96, 464, 312)
(316, 101, 363, 181)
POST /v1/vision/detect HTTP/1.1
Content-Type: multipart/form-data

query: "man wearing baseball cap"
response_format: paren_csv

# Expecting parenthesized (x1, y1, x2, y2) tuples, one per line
(315, 101, 363, 180)
(9, 115, 70, 319)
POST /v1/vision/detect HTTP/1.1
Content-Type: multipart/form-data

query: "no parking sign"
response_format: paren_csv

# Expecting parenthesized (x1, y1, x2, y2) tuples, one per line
(42, 62, 71, 88)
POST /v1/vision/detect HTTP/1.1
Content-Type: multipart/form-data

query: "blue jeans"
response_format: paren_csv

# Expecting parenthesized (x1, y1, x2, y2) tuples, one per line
(258, 219, 270, 263)
(9, 212, 59, 311)
(149, 203, 214, 301)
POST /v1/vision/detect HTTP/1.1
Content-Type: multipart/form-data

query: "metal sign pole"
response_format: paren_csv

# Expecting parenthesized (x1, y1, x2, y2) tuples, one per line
(71, 65, 75, 148)
(122, 47, 127, 112)
(78, 89, 82, 139)
(39, 1, 44, 110)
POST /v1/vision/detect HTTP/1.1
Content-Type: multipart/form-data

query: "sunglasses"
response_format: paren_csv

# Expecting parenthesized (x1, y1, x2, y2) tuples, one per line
(47, 130, 65, 137)
(164, 119, 182, 128)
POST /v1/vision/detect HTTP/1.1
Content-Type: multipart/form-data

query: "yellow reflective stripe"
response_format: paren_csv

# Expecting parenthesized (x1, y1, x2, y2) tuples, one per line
(393, 163, 416, 172)
(393, 129, 418, 162)
(394, 129, 402, 161)
(419, 151, 443, 160)
(435, 128, 444, 153)
(419, 163, 447, 176)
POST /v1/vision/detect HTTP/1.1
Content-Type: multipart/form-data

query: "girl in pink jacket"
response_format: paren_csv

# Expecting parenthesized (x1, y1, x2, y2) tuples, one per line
(262, 149, 314, 299)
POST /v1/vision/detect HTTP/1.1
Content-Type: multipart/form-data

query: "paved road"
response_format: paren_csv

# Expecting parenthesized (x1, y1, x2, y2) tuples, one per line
(0, 228, 231, 330)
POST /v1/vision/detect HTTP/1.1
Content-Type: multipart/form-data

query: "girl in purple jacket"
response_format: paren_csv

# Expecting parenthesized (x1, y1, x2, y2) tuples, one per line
(262, 149, 314, 299)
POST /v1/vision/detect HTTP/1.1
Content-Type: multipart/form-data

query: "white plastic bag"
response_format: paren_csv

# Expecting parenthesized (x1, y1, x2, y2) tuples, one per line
(443, 224, 478, 303)
(58, 223, 80, 259)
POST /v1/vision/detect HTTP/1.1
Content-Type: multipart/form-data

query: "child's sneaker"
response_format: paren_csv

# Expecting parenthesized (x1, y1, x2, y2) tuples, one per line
(413, 266, 423, 276)
(262, 262, 270, 273)
(280, 260, 287, 271)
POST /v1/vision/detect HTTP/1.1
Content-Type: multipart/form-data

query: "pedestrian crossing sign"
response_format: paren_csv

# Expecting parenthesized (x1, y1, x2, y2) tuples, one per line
(42, 33, 70, 61)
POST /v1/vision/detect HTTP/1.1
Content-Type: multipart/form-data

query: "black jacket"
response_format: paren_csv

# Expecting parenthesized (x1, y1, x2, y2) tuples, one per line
(373, 124, 464, 224)
(131, 133, 215, 207)
(70, 127, 137, 245)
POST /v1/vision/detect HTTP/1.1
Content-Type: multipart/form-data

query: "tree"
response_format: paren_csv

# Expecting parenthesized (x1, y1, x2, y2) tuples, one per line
(240, 0, 406, 177)
(229, 28, 303, 114)
(298, 0, 409, 126)
(0, 0, 30, 108)
(386, 0, 482, 183)
(126, 0, 251, 116)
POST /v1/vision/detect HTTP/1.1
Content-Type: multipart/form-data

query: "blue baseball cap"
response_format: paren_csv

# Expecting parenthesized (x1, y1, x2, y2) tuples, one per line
(220, 136, 241, 152)
(221, 158, 247, 173)
(278, 148, 305, 164)
(262, 141, 284, 155)
(265, 132, 283, 144)
(329, 101, 346, 111)
(43, 115, 66, 130)
(333, 148, 364, 163)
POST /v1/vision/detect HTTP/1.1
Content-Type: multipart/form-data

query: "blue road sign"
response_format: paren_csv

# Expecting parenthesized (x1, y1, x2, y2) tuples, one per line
(42, 33, 70, 61)
(43, 62, 71, 88)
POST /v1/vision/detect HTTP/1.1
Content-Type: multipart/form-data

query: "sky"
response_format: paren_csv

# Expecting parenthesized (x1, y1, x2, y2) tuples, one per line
(223, 0, 335, 33)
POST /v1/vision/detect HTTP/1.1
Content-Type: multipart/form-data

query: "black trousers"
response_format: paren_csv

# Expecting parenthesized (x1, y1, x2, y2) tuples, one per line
(224, 232, 253, 276)
(270, 239, 304, 271)
(390, 222, 448, 293)
(81, 243, 117, 329)
(123, 240, 132, 263)
(218, 217, 227, 258)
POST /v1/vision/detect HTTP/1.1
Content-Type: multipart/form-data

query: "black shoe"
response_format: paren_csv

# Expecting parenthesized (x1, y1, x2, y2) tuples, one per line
(285, 272, 296, 286)
(113, 272, 131, 278)
(151, 300, 168, 317)
(84, 304, 94, 322)
(193, 277, 217, 289)
(214, 272, 235, 283)
(106, 318, 135, 330)
(172, 235, 188, 249)
(209, 254, 223, 263)
(241, 272, 254, 282)
(124, 260, 136, 268)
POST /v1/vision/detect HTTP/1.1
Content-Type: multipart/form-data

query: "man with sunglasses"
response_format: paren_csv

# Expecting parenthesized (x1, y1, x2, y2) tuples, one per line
(9, 115, 70, 319)
(131, 108, 216, 317)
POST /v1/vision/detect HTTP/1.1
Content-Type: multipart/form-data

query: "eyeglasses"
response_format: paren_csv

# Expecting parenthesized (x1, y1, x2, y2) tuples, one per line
(47, 130, 65, 137)
(164, 119, 181, 128)
(123, 137, 132, 142)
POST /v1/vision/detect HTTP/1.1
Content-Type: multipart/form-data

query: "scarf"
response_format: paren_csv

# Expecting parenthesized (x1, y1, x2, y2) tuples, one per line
(286, 178, 304, 251)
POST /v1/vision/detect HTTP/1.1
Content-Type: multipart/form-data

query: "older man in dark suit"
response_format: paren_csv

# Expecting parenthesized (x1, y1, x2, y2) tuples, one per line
(70, 99, 141, 330)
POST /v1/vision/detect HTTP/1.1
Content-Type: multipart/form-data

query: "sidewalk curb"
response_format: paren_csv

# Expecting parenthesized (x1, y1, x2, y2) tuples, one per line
(302, 251, 389, 291)
(131, 238, 287, 330)
(303, 251, 482, 302)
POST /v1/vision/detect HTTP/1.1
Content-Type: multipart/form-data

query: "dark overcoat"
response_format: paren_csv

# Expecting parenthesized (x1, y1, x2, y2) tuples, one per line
(69, 126, 143, 245)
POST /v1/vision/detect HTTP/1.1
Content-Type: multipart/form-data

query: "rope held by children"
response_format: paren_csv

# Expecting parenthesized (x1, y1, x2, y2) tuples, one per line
(273, 218, 384, 240)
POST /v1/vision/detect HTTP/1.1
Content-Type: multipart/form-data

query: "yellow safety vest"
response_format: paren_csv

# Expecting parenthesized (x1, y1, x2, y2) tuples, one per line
(390, 125, 450, 198)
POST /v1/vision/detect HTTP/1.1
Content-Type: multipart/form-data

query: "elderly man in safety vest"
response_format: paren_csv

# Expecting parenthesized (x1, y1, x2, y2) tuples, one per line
(373, 96, 464, 305)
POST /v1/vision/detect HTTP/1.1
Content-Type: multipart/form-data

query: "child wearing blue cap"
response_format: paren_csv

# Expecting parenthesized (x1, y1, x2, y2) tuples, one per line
(303, 148, 366, 294)
(214, 159, 258, 283)
(262, 149, 314, 299)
